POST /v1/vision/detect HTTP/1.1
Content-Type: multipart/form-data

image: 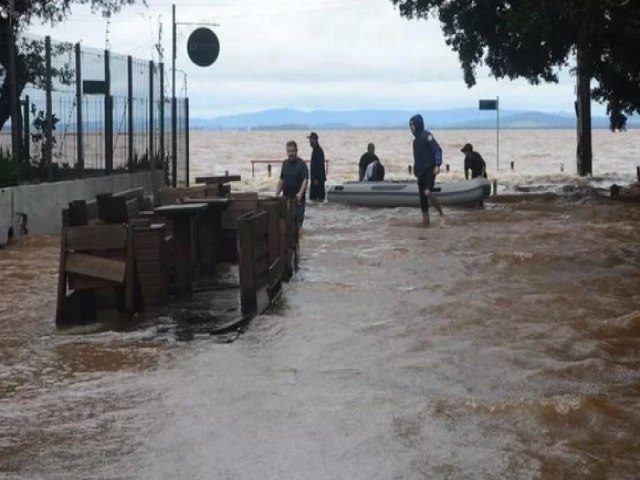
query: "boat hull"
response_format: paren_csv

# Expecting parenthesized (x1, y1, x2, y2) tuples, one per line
(326, 177, 491, 207)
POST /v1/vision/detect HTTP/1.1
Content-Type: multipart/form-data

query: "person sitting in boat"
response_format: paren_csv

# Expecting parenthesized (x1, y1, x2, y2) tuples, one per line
(461, 143, 487, 179)
(364, 157, 385, 182)
(359, 143, 379, 181)
(610, 182, 640, 202)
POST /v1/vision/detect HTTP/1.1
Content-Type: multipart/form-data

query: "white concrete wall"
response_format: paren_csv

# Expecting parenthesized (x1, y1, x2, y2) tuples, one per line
(9, 170, 165, 234)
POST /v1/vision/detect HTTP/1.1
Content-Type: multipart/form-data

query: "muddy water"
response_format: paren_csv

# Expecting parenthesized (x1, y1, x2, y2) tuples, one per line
(2, 193, 640, 478)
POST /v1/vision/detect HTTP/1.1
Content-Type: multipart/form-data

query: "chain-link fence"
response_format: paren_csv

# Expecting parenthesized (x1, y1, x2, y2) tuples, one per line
(1, 34, 188, 187)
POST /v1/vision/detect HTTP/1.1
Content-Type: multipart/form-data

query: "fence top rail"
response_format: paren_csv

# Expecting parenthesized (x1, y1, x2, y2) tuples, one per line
(250, 159, 330, 164)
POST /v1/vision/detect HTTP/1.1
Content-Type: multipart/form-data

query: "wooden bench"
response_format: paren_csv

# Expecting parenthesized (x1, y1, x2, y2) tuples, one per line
(62, 189, 174, 308)
(56, 224, 142, 325)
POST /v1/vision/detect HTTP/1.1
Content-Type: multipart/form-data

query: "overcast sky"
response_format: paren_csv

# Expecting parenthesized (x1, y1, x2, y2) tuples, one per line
(29, 0, 598, 118)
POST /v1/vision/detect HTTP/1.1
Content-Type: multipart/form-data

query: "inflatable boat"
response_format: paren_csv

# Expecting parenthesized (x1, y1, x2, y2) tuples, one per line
(326, 177, 491, 207)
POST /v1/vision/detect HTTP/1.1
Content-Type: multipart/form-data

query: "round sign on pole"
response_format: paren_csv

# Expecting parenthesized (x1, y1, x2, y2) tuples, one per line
(187, 28, 220, 67)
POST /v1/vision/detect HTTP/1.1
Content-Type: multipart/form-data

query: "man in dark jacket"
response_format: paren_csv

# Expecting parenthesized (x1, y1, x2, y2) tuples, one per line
(308, 132, 326, 201)
(364, 157, 385, 182)
(410, 114, 444, 227)
(461, 143, 487, 179)
(359, 143, 379, 181)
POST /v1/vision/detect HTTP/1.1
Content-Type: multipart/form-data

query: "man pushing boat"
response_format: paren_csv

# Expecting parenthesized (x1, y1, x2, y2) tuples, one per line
(409, 114, 444, 227)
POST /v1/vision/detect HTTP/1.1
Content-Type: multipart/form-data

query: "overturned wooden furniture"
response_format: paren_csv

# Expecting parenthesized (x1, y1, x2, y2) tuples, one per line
(219, 192, 259, 262)
(183, 197, 230, 274)
(237, 196, 298, 316)
(66, 191, 174, 308)
(134, 223, 173, 306)
(154, 202, 208, 294)
(56, 224, 142, 326)
(96, 188, 147, 224)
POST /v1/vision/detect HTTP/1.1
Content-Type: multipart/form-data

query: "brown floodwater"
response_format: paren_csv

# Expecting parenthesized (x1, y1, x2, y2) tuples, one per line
(1, 190, 640, 479)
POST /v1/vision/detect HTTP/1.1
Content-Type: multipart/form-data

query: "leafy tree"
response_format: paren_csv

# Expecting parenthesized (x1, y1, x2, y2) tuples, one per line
(390, 1, 640, 130)
(0, 0, 143, 132)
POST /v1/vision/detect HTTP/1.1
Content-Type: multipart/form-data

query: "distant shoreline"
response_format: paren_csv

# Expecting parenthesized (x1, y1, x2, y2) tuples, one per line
(189, 125, 638, 132)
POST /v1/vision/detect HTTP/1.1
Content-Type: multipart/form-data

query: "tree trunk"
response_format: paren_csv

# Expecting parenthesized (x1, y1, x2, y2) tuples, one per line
(576, 47, 593, 177)
(0, 43, 28, 135)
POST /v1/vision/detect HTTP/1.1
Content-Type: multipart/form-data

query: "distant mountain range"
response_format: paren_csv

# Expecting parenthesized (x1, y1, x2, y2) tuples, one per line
(192, 108, 639, 131)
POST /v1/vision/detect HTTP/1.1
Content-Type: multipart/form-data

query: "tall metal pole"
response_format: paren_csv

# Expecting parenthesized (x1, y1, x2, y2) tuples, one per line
(104, 49, 113, 174)
(171, 3, 177, 187)
(496, 96, 500, 172)
(44, 36, 53, 180)
(148, 60, 154, 169)
(127, 55, 134, 171)
(23, 94, 29, 158)
(185, 97, 190, 186)
(75, 42, 84, 176)
(159, 62, 165, 173)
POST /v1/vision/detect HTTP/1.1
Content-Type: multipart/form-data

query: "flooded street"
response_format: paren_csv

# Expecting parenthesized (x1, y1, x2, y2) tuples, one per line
(1, 190, 640, 479)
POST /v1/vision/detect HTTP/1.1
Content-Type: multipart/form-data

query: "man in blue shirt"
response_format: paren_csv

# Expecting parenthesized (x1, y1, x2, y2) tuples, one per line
(276, 140, 309, 229)
(410, 114, 444, 227)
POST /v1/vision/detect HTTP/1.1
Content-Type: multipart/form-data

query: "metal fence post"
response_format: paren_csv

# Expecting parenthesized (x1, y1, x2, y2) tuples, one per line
(127, 55, 134, 171)
(75, 42, 84, 176)
(45, 36, 53, 180)
(159, 62, 165, 180)
(185, 98, 190, 187)
(23, 95, 30, 162)
(148, 60, 154, 169)
(171, 4, 177, 188)
(171, 97, 177, 187)
(104, 49, 113, 174)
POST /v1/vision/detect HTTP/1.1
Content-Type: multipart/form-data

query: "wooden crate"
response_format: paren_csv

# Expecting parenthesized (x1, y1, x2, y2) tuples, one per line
(134, 224, 170, 306)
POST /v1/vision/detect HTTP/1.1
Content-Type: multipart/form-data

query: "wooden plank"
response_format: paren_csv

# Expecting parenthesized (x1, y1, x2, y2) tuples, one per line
(156, 186, 207, 205)
(68, 200, 88, 226)
(253, 241, 269, 262)
(113, 187, 144, 201)
(136, 259, 165, 275)
(85, 200, 99, 221)
(195, 174, 241, 185)
(254, 256, 270, 277)
(125, 225, 135, 314)
(55, 230, 68, 326)
(126, 198, 140, 220)
(65, 252, 126, 283)
(237, 215, 256, 315)
(184, 197, 230, 207)
(155, 203, 207, 215)
(268, 257, 282, 289)
(96, 193, 115, 223)
(66, 225, 127, 251)
(68, 273, 120, 290)
(251, 212, 268, 237)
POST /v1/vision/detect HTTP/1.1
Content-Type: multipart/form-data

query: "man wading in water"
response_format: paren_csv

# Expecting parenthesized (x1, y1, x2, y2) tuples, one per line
(410, 114, 444, 227)
(276, 140, 309, 234)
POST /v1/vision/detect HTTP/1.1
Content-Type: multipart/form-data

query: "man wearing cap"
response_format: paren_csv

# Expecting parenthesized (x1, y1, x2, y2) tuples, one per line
(308, 132, 326, 201)
(461, 143, 487, 179)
